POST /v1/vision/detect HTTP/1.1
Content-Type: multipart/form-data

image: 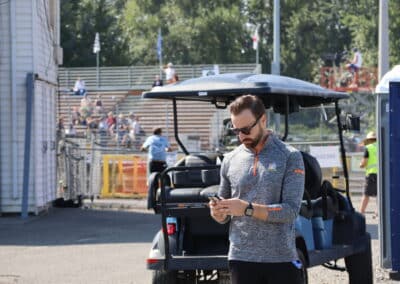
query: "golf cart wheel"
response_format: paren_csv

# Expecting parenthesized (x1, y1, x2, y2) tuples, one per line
(297, 249, 308, 284)
(152, 270, 177, 284)
(344, 241, 373, 284)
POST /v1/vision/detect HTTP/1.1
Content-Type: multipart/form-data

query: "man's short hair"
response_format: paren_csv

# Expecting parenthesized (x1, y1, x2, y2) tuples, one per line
(229, 94, 265, 118)
(153, 127, 162, 135)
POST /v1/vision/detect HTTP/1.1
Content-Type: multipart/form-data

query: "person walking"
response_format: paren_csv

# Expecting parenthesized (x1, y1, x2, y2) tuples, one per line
(359, 131, 378, 215)
(141, 127, 171, 176)
(209, 95, 305, 284)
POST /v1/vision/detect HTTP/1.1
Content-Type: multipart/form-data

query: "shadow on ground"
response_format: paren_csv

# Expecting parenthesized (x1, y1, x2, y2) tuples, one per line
(0, 208, 160, 246)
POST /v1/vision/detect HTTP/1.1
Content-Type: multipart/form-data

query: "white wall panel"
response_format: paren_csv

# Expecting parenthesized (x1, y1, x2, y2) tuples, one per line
(0, 0, 59, 213)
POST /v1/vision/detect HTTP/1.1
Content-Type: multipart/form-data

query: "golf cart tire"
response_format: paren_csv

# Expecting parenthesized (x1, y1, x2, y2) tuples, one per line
(152, 270, 177, 284)
(344, 242, 373, 284)
(297, 249, 308, 284)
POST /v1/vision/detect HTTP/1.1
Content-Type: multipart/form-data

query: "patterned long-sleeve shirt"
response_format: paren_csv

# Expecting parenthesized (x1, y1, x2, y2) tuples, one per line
(219, 133, 305, 263)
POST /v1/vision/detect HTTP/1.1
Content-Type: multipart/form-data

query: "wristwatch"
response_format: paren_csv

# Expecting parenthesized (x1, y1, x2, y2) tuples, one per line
(244, 202, 254, 217)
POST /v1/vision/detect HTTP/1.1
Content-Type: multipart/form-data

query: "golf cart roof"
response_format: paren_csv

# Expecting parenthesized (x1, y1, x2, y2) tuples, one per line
(142, 73, 349, 112)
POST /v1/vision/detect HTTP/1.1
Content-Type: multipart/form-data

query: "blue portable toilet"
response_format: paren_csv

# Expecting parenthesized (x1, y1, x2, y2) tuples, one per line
(375, 66, 400, 278)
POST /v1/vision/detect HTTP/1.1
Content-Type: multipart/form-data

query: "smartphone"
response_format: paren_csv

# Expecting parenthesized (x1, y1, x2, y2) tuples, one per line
(208, 194, 221, 202)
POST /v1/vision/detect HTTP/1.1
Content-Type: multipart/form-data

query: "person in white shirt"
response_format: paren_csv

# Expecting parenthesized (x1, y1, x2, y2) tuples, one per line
(163, 62, 176, 84)
(73, 77, 86, 96)
(346, 48, 362, 73)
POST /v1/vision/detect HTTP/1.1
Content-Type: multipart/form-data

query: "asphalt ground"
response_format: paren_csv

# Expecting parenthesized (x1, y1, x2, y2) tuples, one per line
(0, 195, 399, 284)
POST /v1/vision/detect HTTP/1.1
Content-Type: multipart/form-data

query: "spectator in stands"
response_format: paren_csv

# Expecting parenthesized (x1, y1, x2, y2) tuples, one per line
(172, 73, 179, 83)
(106, 111, 116, 137)
(127, 113, 145, 149)
(98, 114, 108, 146)
(73, 77, 86, 96)
(141, 127, 171, 176)
(57, 117, 65, 138)
(80, 94, 93, 124)
(65, 123, 77, 137)
(162, 62, 176, 84)
(116, 113, 129, 145)
(87, 116, 98, 130)
(94, 95, 104, 114)
(71, 106, 81, 125)
(152, 75, 163, 87)
(133, 115, 144, 137)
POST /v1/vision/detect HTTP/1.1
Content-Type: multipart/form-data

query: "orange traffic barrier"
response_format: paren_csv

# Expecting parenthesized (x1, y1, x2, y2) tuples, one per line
(101, 155, 148, 198)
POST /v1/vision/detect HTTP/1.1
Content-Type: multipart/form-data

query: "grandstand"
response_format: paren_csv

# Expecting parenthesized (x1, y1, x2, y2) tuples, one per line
(57, 64, 258, 151)
(117, 95, 227, 151)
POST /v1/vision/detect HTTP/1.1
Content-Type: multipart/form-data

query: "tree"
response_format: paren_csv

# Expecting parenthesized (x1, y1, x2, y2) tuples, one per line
(120, 0, 252, 65)
(60, 0, 128, 67)
(279, 0, 353, 81)
(60, 0, 400, 82)
(389, 1, 400, 68)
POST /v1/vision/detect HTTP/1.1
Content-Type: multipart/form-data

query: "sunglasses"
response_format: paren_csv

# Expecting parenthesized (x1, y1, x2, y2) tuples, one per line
(230, 115, 262, 135)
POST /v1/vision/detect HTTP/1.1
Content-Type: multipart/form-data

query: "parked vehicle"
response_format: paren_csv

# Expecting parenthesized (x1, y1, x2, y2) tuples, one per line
(143, 73, 373, 283)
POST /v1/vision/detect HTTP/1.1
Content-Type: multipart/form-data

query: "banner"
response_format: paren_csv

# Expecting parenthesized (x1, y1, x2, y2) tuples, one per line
(309, 146, 341, 168)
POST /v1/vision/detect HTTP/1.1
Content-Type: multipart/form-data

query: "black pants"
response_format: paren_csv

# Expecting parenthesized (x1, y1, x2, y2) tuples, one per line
(149, 160, 167, 173)
(364, 174, 377, 196)
(229, 260, 302, 284)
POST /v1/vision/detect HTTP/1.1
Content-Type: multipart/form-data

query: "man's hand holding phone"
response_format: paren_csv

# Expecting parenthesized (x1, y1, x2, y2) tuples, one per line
(208, 194, 229, 223)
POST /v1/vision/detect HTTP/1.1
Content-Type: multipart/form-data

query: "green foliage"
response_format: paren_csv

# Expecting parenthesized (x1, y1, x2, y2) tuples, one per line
(60, 0, 129, 67)
(389, 1, 400, 67)
(121, 0, 250, 65)
(60, 0, 399, 79)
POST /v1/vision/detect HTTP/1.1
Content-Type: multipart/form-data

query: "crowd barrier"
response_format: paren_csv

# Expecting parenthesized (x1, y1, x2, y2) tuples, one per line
(101, 154, 148, 197)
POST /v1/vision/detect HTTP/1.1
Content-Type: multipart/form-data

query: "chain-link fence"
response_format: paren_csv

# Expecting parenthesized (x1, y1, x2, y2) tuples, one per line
(56, 131, 150, 202)
(57, 138, 89, 200)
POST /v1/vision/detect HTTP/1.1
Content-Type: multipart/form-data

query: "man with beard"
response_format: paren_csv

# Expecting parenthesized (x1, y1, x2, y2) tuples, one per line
(209, 95, 305, 284)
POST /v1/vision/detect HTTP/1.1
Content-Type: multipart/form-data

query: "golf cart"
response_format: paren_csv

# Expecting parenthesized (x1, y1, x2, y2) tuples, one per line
(143, 73, 372, 283)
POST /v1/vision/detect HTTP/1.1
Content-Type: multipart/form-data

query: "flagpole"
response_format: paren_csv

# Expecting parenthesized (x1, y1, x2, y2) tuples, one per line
(252, 25, 260, 67)
(256, 45, 259, 65)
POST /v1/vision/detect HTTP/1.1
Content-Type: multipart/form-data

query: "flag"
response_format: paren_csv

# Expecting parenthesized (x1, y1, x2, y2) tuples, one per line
(252, 26, 259, 50)
(157, 29, 162, 61)
(93, 32, 101, 54)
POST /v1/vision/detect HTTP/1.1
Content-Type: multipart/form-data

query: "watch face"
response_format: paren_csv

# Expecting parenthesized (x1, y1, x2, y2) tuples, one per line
(245, 207, 254, 216)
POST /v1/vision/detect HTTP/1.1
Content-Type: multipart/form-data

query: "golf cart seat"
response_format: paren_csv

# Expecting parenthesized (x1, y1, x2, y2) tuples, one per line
(148, 155, 221, 210)
(172, 154, 220, 188)
(301, 152, 338, 220)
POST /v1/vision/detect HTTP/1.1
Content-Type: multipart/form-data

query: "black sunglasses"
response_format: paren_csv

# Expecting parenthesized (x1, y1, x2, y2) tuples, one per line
(230, 115, 262, 135)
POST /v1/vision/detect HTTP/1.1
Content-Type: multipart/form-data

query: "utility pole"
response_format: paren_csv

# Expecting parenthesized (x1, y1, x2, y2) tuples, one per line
(378, 0, 389, 79)
(271, 0, 281, 132)
(271, 0, 280, 75)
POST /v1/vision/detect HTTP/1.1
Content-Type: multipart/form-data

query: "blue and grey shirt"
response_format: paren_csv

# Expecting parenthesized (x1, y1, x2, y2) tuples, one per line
(219, 133, 305, 263)
(142, 135, 170, 161)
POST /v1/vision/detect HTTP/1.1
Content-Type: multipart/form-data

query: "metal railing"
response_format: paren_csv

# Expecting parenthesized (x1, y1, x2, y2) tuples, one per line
(319, 66, 378, 92)
(58, 64, 260, 91)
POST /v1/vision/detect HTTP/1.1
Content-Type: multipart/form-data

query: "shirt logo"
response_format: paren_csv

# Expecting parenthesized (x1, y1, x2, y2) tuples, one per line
(294, 169, 305, 175)
(267, 163, 277, 171)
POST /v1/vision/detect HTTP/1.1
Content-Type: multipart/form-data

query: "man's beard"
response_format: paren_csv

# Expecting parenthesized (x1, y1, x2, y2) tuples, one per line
(241, 129, 264, 149)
